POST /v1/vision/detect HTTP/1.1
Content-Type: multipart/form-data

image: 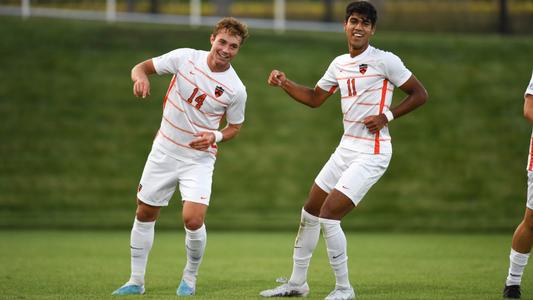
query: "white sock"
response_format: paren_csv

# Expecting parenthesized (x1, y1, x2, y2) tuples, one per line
(289, 208, 320, 286)
(320, 217, 351, 289)
(182, 224, 207, 287)
(127, 218, 155, 286)
(506, 249, 530, 286)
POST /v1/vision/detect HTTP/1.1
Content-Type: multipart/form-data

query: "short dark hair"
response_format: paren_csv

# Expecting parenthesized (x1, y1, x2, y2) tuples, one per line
(345, 1, 377, 26)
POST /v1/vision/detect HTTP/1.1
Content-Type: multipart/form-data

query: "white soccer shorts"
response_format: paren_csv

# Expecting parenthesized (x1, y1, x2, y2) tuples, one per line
(315, 146, 391, 205)
(137, 148, 214, 206)
(527, 171, 533, 210)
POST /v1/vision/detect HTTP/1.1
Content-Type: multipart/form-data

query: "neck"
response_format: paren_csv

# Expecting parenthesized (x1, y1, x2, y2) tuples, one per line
(349, 43, 369, 58)
(207, 52, 230, 72)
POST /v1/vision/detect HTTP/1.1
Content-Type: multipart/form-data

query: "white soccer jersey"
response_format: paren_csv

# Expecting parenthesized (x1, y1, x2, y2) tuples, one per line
(152, 48, 247, 163)
(317, 45, 412, 154)
(525, 71, 533, 171)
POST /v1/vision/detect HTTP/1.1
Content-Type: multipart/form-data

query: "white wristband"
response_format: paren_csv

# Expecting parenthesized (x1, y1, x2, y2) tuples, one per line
(213, 131, 223, 143)
(384, 111, 394, 122)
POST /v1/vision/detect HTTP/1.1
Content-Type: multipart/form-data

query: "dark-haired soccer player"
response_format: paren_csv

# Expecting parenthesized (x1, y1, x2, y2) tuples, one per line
(502, 70, 533, 300)
(259, 1, 427, 299)
(112, 17, 248, 296)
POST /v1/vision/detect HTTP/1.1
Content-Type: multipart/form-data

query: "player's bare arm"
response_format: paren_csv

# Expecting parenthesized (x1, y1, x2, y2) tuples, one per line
(268, 70, 331, 108)
(364, 74, 428, 134)
(523, 94, 533, 123)
(131, 59, 156, 99)
(189, 123, 242, 151)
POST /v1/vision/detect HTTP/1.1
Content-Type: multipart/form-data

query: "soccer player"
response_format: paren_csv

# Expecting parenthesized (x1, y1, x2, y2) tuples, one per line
(503, 70, 533, 300)
(259, 1, 427, 299)
(112, 17, 248, 296)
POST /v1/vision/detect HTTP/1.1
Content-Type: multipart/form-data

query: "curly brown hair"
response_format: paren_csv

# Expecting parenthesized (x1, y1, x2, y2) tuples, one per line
(212, 17, 249, 44)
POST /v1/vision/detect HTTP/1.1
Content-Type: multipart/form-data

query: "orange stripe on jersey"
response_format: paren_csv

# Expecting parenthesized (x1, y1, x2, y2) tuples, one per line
(529, 136, 533, 171)
(167, 98, 185, 112)
(174, 92, 224, 118)
(166, 98, 218, 131)
(188, 59, 234, 93)
(336, 74, 383, 80)
(163, 75, 177, 110)
(344, 134, 390, 142)
(158, 130, 217, 155)
(338, 61, 362, 67)
(163, 116, 195, 135)
(374, 80, 388, 154)
(177, 71, 229, 106)
(341, 88, 394, 99)
(328, 85, 338, 94)
(343, 119, 365, 124)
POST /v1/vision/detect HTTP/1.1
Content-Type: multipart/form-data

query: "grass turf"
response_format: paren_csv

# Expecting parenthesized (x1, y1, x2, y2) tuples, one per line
(2, 16, 533, 231)
(0, 230, 530, 299)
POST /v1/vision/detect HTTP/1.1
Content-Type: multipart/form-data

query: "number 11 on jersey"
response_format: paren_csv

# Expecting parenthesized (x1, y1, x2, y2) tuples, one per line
(346, 78, 356, 97)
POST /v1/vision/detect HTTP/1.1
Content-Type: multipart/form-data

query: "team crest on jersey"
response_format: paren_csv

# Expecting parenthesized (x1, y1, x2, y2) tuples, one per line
(359, 64, 368, 75)
(215, 86, 225, 97)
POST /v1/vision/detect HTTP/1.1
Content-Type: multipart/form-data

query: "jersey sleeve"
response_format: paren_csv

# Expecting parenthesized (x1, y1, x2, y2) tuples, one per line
(152, 48, 194, 75)
(383, 52, 412, 88)
(316, 59, 339, 94)
(526, 71, 533, 96)
(226, 88, 247, 124)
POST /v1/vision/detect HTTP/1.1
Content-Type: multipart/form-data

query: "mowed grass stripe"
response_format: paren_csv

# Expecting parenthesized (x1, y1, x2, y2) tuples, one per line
(0, 230, 529, 299)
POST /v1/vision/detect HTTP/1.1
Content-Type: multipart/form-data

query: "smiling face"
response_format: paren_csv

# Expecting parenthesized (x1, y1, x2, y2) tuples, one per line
(207, 29, 242, 72)
(344, 13, 375, 57)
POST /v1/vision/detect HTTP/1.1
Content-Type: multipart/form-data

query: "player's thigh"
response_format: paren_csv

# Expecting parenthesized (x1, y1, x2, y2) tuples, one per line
(304, 183, 330, 216)
(178, 161, 215, 206)
(137, 148, 181, 207)
(319, 189, 355, 220)
(314, 148, 347, 197)
(334, 152, 391, 206)
(527, 171, 533, 211)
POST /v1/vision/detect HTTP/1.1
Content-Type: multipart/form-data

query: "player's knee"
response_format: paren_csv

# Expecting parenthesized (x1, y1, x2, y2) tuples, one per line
(136, 200, 159, 222)
(183, 217, 204, 230)
(522, 218, 533, 231)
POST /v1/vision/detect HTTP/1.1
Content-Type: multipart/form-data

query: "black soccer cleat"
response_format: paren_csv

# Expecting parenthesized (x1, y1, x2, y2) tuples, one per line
(503, 285, 521, 299)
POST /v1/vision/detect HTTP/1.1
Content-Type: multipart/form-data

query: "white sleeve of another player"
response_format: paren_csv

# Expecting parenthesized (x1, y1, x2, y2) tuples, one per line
(152, 48, 195, 75)
(226, 88, 247, 124)
(316, 59, 338, 93)
(383, 52, 412, 87)
(526, 71, 533, 96)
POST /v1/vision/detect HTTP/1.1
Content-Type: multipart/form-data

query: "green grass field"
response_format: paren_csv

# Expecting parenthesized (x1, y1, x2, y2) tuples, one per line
(2, 16, 533, 232)
(0, 230, 530, 299)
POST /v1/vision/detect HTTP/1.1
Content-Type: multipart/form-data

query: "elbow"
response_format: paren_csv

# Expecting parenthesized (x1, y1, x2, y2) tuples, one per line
(415, 88, 428, 107)
(524, 111, 533, 124)
(419, 88, 429, 105)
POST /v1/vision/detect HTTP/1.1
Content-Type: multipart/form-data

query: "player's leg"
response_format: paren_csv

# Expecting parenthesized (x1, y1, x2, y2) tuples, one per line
(504, 209, 533, 298)
(176, 161, 213, 296)
(261, 151, 344, 297)
(178, 201, 208, 296)
(113, 148, 180, 295)
(319, 151, 390, 300)
(289, 184, 329, 284)
(503, 171, 533, 299)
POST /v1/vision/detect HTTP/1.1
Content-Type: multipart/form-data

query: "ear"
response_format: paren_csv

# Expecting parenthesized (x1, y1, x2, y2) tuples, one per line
(210, 34, 215, 44)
